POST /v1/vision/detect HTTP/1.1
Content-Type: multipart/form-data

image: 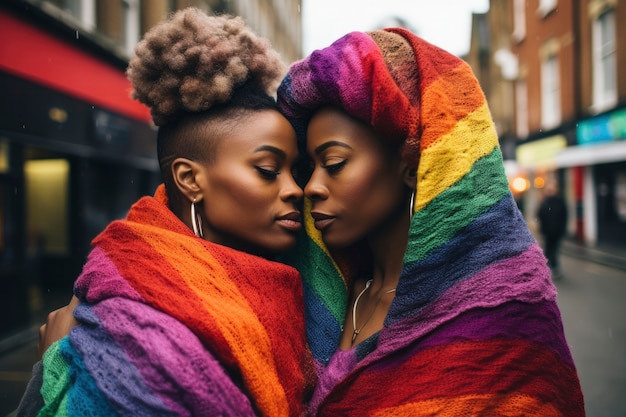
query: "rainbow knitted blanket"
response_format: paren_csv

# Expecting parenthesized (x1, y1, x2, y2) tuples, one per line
(38, 185, 314, 416)
(278, 29, 585, 416)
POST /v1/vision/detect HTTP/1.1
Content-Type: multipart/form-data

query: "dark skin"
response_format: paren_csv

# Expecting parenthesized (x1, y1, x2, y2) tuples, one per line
(38, 296, 79, 359)
(304, 107, 416, 348)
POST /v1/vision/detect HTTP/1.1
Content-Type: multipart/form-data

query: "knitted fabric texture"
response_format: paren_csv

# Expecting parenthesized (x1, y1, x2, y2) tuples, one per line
(38, 184, 314, 416)
(278, 28, 585, 416)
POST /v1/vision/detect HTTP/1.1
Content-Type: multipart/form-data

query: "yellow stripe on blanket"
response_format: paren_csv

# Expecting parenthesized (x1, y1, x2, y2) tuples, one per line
(415, 103, 499, 211)
(304, 198, 344, 279)
(304, 198, 326, 253)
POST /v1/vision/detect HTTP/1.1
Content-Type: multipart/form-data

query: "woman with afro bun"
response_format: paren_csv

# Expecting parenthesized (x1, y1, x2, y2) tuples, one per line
(17, 8, 315, 416)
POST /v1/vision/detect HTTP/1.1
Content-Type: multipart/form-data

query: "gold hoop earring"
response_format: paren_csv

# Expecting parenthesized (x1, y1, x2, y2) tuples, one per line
(191, 198, 204, 238)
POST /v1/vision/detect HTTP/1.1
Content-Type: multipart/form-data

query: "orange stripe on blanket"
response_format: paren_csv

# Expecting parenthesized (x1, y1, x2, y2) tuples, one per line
(146, 231, 289, 417)
(371, 393, 562, 417)
(96, 222, 232, 361)
(420, 64, 488, 150)
(98, 223, 290, 417)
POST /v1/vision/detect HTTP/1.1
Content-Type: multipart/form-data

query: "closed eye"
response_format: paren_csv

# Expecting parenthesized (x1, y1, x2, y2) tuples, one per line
(255, 166, 280, 179)
(322, 160, 347, 174)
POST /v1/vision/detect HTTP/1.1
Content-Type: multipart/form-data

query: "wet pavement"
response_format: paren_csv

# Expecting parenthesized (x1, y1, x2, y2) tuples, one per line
(1, 289, 68, 416)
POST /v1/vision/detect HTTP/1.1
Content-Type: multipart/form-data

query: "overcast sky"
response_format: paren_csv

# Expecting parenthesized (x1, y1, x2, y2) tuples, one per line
(302, 0, 489, 57)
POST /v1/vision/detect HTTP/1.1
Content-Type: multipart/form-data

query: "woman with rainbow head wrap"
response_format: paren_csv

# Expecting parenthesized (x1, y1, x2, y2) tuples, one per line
(16, 8, 315, 416)
(277, 28, 586, 416)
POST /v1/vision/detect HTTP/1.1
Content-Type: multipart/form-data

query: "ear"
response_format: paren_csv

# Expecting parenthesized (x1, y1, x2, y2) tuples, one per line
(171, 157, 206, 203)
(400, 160, 417, 190)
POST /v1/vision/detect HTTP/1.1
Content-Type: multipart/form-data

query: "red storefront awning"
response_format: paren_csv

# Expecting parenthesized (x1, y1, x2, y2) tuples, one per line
(0, 9, 151, 123)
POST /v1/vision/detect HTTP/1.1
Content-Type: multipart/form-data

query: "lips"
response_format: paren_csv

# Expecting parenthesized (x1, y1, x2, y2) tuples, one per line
(276, 211, 302, 232)
(310, 212, 335, 231)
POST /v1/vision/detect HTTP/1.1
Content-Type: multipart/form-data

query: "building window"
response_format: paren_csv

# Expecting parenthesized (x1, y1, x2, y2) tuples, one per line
(0, 140, 8, 174)
(592, 9, 617, 113)
(537, 0, 558, 17)
(512, 0, 526, 42)
(47, 0, 96, 29)
(25, 159, 70, 255)
(123, 0, 140, 57)
(515, 79, 529, 139)
(541, 53, 561, 130)
(48, 0, 81, 18)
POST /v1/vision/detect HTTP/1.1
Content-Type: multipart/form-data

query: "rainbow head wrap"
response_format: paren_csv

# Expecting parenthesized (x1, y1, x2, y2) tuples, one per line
(278, 28, 585, 416)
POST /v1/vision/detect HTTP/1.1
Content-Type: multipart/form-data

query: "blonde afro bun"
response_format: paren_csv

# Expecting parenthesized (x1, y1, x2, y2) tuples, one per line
(127, 8, 287, 126)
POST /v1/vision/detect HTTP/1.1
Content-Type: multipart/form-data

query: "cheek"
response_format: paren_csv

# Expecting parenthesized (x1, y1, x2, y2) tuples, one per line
(343, 175, 377, 203)
(208, 173, 274, 216)
(226, 183, 273, 213)
(345, 169, 403, 219)
(343, 163, 391, 202)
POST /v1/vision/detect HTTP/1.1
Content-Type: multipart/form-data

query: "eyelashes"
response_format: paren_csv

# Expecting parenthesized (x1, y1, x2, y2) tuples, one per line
(257, 159, 347, 180)
(255, 166, 280, 179)
(322, 160, 347, 174)
(256, 165, 305, 183)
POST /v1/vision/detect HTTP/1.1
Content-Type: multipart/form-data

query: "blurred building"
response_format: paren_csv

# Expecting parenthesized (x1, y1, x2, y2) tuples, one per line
(0, 0, 302, 337)
(467, 0, 626, 250)
(467, 1, 517, 162)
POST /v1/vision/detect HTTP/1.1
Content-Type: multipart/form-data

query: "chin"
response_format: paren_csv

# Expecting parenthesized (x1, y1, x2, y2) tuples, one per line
(321, 232, 356, 250)
(257, 238, 297, 258)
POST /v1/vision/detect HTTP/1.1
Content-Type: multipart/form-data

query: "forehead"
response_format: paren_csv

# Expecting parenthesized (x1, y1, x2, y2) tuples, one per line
(213, 109, 298, 155)
(306, 107, 381, 152)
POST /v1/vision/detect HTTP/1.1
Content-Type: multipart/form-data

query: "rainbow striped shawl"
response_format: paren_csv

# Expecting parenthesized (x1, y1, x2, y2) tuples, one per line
(39, 185, 314, 416)
(278, 29, 585, 416)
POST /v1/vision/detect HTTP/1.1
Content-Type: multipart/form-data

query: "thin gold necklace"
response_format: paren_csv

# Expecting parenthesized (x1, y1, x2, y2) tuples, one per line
(351, 279, 396, 345)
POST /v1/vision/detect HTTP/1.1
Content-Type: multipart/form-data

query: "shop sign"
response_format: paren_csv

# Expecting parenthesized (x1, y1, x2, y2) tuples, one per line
(516, 135, 567, 168)
(577, 108, 626, 146)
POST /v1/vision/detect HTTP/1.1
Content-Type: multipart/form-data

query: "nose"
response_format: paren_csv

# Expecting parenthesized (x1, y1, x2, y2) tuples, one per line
(281, 174, 304, 202)
(304, 168, 328, 201)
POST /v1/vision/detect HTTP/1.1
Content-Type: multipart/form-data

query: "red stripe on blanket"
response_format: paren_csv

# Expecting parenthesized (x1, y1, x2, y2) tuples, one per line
(320, 338, 584, 416)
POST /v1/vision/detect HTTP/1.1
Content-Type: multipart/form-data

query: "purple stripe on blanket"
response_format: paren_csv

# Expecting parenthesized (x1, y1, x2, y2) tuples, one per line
(308, 349, 357, 413)
(336, 39, 373, 119)
(72, 304, 174, 415)
(375, 244, 554, 357)
(94, 298, 255, 416)
(395, 300, 575, 367)
(75, 246, 143, 302)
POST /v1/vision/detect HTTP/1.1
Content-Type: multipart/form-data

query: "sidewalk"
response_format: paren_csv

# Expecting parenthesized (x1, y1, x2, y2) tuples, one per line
(0, 289, 68, 417)
(561, 238, 626, 272)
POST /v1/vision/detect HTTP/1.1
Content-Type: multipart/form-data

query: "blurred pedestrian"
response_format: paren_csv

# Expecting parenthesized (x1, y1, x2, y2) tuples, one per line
(537, 182, 568, 279)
